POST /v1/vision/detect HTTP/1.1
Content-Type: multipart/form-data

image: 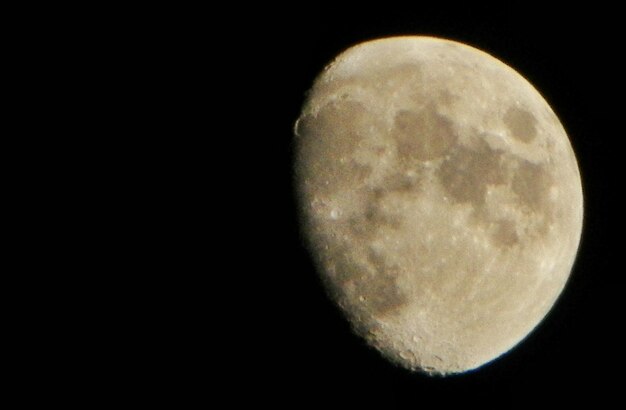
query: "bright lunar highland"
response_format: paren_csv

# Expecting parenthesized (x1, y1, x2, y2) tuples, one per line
(294, 36, 583, 375)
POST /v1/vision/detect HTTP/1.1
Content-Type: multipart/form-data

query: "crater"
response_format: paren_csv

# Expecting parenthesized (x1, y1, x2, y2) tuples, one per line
(438, 139, 507, 206)
(393, 108, 457, 161)
(504, 107, 537, 143)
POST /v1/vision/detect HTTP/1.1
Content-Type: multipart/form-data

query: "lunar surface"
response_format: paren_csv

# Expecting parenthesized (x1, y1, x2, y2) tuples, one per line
(294, 36, 583, 375)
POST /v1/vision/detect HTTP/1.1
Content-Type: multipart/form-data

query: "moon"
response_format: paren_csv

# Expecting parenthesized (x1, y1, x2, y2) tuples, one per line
(294, 36, 583, 375)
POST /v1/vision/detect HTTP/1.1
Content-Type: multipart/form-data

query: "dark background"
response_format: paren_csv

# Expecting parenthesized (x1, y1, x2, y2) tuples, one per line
(14, 3, 621, 405)
(249, 3, 621, 406)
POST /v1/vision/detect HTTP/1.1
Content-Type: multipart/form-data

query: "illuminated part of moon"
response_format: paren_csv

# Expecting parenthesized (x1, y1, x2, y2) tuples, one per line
(294, 37, 583, 375)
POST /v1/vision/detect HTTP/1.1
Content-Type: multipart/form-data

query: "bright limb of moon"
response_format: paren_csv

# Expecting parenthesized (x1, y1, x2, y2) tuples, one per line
(294, 36, 583, 375)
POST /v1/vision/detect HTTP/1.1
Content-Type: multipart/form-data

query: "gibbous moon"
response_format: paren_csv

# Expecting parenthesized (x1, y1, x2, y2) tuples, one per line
(294, 36, 583, 375)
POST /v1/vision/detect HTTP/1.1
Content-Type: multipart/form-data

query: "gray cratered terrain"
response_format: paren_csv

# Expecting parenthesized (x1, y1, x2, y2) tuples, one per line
(294, 36, 583, 375)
